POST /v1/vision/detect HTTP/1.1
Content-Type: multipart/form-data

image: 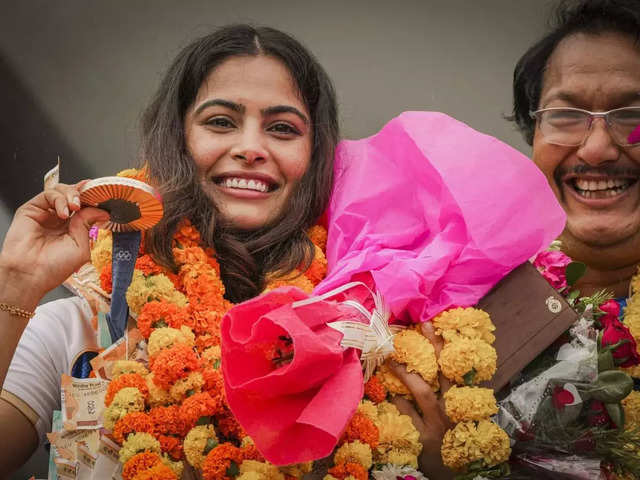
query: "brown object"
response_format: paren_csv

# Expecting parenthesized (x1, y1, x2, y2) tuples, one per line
(0, 301, 35, 319)
(477, 262, 579, 391)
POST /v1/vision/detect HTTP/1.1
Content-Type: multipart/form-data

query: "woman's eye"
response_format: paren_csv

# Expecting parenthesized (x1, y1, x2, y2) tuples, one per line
(206, 117, 234, 128)
(269, 123, 299, 135)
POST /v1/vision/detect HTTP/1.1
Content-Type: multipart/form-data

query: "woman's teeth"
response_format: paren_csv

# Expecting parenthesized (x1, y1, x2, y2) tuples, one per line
(573, 178, 632, 198)
(221, 177, 270, 192)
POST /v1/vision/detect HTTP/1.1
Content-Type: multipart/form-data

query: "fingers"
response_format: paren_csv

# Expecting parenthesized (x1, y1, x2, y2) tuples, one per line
(389, 360, 443, 422)
(422, 322, 453, 394)
(391, 395, 425, 429)
(37, 183, 85, 220)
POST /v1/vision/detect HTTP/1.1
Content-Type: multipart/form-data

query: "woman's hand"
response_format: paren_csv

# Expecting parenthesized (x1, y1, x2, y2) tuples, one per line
(389, 322, 454, 480)
(0, 182, 110, 308)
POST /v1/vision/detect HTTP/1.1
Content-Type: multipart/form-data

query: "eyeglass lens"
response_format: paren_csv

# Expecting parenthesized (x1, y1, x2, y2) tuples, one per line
(540, 109, 640, 146)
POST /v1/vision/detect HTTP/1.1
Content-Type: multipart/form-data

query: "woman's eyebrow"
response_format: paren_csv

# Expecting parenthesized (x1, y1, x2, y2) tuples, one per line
(194, 99, 244, 115)
(262, 105, 309, 125)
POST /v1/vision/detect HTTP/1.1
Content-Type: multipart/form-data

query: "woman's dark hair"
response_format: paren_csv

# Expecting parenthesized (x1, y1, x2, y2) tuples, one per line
(511, 0, 640, 145)
(141, 24, 339, 302)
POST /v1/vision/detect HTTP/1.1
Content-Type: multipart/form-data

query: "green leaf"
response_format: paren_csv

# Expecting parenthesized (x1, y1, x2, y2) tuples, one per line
(590, 370, 634, 403)
(598, 350, 615, 372)
(203, 437, 218, 455)
(463, 368, 477, 386)
(565, 262, 587, 286)
(567, 289, 581, 302)
(196, 415, 212, 426)
(226, 461, 240, 477)
(214, 359, 221, 369)
(152, 319, 168, 329)
(605, 402, 625, 430)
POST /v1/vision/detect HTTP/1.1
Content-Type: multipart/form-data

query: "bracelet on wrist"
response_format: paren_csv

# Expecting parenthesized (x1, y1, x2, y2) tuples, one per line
(0, 302, 35, 319)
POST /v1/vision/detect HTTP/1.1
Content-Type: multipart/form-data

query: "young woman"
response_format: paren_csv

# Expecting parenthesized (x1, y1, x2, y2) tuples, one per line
(0, 24, 339, 473)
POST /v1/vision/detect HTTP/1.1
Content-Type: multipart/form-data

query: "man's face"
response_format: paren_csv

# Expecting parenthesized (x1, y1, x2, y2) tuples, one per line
(533, 32, 640, 264)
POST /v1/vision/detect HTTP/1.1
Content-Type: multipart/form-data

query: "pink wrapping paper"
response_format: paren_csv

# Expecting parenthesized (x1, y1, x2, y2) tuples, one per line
(222, 112, 566, 465)
(318, 111, 566, 323)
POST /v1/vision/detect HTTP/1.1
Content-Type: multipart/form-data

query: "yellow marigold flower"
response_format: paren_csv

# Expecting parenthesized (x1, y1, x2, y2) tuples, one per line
(103, 387, 145, 430)
(161, 454, 184, 478)
(323, 476, 339, 480)
(91, 229, 112, 272)
(148, 326, 195, 357)
(444, 386, 498, 423)
(622, 364, 640, 379)
(169, 371, 204, 402)
(357, 400, 378, 421)
(126, 271, 187, 315)
(439, 336, 497, 384)
(623, 391, 640, 429)
(145, 373, 172, 407)
(239, 460, 285, 480)
(117, 168, 143, 178)
(334, 441, 373, 470)
(202, 345, 222, 368)
(376, 401, 400, 417)
(307, 225, 327, 252)
(376, 363, 410, 396)
(376, 448, 418, 468)
(441, 420, 510, 471)
(263, 269, 314, 294)
(279, 462, 313, 478)
(375, 411, 421, 457)
(237, 473, 262, 480)
(119, 432, 161, 464)
(184, 425, 218, 469)
(432, 307, 495, 344)
(630, 270, 640, 296)
(391, 329, 438, 386)
(111, 360, 149, 378)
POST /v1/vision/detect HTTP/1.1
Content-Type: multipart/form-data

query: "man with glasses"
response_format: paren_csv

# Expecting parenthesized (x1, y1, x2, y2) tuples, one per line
(512, 0, 640, 298)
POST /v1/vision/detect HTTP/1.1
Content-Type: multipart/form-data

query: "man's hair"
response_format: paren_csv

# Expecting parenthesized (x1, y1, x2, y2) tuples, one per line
(141, 24, 339, 302)
(511, 0, 640, 145)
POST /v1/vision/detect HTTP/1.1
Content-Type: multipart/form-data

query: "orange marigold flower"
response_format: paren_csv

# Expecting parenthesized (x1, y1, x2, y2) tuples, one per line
(149, 405, 188, 436)
(307, 225, 327, 252)
(341, 413, 379, 449)
(196, 334, 220, 352)
(100, 263, 113, 294)
(131, 462, 177, 480)
(202, 367, 224, 394)
(173, 219, 202, 249)
(113, 412, 155, 444)
(179, 392, 224, 429)
(302, 245, 327, 286)
(328, 462, 368, 480)
(135, 255, 165, 277)
(137, 301, 189, 339)
(201, 443, 243, 480)
(215, 410, 246, 441)
(149, 343, 201, 390)
(158, 434, 183, 460)
(204, 247, 221, 275)
(105, 373, 149, 407)
(241, 443, 264, 462)
(122, 451, 162, 480)
(174, 246, 210, 267)
(190, 308, 224, 338)
(364, 376, 387, 404)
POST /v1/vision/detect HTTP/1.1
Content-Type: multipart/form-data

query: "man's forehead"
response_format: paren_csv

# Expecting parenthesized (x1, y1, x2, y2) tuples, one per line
(539, 32, 640, 108)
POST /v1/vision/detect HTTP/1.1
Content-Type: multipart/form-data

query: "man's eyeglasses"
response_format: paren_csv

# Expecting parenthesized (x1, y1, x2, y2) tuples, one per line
(529, 106, 640, 147)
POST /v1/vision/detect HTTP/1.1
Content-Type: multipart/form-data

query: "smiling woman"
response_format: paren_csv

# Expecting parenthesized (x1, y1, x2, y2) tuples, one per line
(0, 24, 338, 475)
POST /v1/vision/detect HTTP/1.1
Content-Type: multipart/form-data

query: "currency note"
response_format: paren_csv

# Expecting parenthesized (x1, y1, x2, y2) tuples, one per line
(90, 336, 126, 380)
(61, 375, 108, 430)
(91, 434, 120, 480)
(44, 158, 60, 189)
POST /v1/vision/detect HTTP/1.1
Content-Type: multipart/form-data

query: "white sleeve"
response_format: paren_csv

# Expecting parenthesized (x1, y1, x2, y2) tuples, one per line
(2, 296, 97, 444)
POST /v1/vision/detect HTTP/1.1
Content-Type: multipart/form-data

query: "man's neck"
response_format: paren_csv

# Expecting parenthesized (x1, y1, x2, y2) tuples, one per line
(560, 233, 640, 298)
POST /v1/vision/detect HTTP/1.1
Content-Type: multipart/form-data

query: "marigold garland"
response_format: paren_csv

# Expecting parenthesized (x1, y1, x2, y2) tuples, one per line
(201, 442, 244, 480)
(327, 462, 368, 480)
(363, 376, 387, 404)
(105, 373, 149, 407)
(113, 411, 155, 444)
(122, 451, 162, 480)
(341, 412, 379, 450)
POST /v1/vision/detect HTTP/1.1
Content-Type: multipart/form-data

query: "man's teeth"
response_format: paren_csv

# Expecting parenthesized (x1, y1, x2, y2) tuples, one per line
(222, 177, 269, 192)
(573, 178, 632, 198)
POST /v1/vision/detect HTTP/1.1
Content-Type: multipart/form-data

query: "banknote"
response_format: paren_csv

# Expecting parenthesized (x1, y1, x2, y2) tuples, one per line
(91, 434, 120, 480)
(90, 336, 126, 380)
(44, 158, 60, 189)
(61, 374, 108, 430)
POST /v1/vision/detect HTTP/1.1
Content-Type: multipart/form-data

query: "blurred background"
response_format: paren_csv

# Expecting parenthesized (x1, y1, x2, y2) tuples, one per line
(1, 1, 553, 477)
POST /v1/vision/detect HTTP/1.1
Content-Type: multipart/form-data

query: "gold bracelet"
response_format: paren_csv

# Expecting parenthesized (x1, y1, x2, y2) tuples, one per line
(0, 302, 35, 319)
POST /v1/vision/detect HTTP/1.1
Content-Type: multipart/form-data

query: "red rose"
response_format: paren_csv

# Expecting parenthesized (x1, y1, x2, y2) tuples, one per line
(599, 299, 621, 317)
(600, 316, 640, 368)
(221, 286, 365, 465)
(552, 386, 575, 410)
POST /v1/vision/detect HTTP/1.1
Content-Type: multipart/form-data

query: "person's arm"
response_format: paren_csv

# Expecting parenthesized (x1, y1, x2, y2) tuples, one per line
(0, 182, 108, 389)
(0, 397, 39, 475)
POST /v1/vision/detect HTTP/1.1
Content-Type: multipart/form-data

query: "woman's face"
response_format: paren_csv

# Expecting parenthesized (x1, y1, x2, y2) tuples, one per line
(184, 55, 313, 230)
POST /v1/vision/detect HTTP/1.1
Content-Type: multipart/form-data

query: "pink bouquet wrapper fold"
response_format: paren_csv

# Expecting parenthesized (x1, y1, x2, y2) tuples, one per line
(318, 111, 566, 323)
(221, 112, 566, 465)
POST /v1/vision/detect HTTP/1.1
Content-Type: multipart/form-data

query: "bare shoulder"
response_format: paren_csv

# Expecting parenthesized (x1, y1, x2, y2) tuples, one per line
(0, 396, 38, 477)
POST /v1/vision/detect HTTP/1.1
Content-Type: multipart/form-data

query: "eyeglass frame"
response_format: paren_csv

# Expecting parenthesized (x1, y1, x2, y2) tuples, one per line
(529, 106, 640, 147)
